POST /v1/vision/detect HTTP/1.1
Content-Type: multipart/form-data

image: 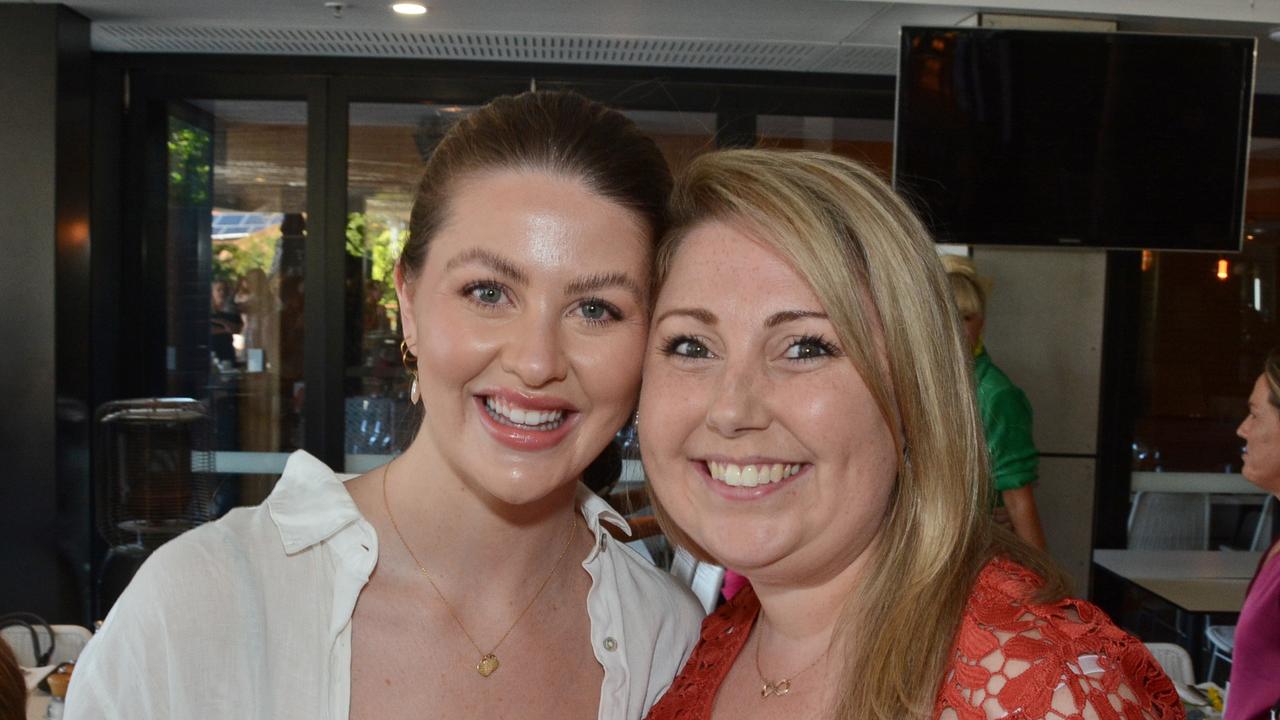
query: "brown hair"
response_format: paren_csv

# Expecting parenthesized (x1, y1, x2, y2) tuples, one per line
(1266, 348, 1280, 409)
(0, 639, 24, 720)
(647, 149, 1066, 720)
(400, 90, 672, 278)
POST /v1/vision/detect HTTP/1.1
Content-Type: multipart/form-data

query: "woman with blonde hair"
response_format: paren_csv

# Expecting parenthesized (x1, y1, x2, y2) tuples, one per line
(941, 255, 1048, 550)
(639, 149, 1179, 719)
(1225, 348, 1280, 719)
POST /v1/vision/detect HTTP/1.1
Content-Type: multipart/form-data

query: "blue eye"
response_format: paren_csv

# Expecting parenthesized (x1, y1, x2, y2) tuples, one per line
(465, 282, 507, 305)
(784, 336, 838, 361)
(662, 336, 713, 359)
(576, 298, 621, 324)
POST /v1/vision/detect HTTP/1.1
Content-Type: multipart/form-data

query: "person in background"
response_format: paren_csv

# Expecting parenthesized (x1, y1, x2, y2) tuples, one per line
(0, 638, 23, 720)
(639, 149, 1179, 719)
(941, 255, 1048, 551)
(65, 91, 702, 720)
(1226, 348, 1280, 719)
(209, 278, 243, 363)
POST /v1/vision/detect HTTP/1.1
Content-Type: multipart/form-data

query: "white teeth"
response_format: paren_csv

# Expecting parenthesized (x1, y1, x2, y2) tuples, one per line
(707, 461, 802, 487)
(483, 397, 565, 430)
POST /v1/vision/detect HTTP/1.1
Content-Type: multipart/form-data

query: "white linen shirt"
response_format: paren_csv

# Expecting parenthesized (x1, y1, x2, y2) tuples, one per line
(65, 451, 704, 720)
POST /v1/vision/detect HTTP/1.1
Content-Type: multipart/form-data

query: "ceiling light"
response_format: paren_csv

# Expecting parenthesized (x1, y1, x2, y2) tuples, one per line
(392, 3, 427, 15)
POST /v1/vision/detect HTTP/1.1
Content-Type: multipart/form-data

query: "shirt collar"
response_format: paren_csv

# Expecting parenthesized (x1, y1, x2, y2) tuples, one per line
(577, 483, 632, 561)
(266, 450, 364, 555)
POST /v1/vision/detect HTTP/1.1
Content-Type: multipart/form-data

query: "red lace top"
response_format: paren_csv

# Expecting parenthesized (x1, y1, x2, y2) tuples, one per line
(647, 557, 1183, 719)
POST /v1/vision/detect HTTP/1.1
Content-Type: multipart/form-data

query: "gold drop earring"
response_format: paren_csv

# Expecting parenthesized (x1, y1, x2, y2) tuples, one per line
(400, 340, 419, 404)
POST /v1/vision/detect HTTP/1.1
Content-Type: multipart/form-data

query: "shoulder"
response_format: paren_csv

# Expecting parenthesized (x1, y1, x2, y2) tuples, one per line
(65, 508, 283, 718)
(935, 558, 1181, 719)
(645, 587, 757, 720)
(602, 534, 705, 632)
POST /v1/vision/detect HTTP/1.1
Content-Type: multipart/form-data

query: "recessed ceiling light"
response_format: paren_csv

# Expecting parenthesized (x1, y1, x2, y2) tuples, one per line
(392, 2, 427, 15)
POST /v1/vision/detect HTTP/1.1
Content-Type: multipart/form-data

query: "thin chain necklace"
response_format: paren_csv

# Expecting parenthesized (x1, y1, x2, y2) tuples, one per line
(381, 461, 578, 678)
(753, 624, 830, 699)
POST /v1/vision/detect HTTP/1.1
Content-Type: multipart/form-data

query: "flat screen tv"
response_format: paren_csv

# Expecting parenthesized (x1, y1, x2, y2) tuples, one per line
(894, 27, 1255, 251)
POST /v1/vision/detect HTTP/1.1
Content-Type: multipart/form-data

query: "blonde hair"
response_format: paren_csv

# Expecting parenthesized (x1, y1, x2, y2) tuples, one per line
(649, 149, 1065, 720)
(940, 254, 989, 319)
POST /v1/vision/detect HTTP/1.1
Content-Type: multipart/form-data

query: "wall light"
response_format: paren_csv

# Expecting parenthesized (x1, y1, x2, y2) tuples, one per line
(1217, 258, 1230, 281)
(392, 2, 427, 15)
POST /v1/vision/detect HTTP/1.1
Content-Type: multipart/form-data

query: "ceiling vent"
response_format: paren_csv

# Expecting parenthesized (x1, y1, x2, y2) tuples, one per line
(92, 24, 894, 75)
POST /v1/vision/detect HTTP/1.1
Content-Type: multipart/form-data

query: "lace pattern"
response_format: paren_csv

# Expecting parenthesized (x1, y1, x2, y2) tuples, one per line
(646, 558, 1182, 720)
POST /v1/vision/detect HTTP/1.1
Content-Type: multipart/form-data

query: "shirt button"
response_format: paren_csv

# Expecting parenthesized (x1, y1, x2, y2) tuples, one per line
(603, 637, 618, 652)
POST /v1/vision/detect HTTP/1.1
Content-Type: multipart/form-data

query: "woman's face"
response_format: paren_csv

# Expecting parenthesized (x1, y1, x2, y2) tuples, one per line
(1238, 373, 1280, 495)
(640, 220, 899, 583)
(397, 170, 650, 507)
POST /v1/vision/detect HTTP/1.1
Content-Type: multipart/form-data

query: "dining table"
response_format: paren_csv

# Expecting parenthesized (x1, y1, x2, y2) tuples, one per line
(1092, 549, 1261, 670)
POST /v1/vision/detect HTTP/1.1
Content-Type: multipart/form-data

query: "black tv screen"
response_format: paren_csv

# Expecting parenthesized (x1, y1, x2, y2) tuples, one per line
(894, 28, 1255, 251)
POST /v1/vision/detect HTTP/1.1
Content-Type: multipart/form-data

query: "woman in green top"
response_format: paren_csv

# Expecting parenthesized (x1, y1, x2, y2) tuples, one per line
(943, 256, 1048, 550)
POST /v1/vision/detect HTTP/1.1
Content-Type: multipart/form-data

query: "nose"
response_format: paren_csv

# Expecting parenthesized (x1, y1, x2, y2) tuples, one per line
(704, 358, 769, 438)
(1237, 417, 1248, 441)
(500, 307, 569, 388)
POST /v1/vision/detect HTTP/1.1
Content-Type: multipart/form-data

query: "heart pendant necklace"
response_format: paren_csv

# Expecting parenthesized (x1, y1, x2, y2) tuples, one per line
(382, 462, 577, 678)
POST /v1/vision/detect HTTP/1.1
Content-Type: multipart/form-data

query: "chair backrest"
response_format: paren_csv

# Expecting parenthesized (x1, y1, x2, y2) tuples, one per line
(0, 624, 92, 667)
(670, 546, 725, 614)
(1128, 491, 1210, 550)
(1252, 495, 1276, 551)
(1144, 642, 1195, 685)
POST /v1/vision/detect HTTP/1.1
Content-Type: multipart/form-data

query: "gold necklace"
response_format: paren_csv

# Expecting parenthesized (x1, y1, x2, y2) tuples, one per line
(753, 625, 829, 699)
(381, 462, 578, 678)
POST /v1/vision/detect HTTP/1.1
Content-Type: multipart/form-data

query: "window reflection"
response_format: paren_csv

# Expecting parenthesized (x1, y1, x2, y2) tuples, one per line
(165, 100, 308, 504)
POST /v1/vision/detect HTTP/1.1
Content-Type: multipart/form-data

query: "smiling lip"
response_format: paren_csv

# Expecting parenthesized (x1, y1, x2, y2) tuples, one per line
(695, 456, 810, 500)
(474, 389, 579, 451)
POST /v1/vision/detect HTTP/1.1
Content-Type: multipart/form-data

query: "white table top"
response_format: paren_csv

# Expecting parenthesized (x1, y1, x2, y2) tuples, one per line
(1092, 549, 1262, 580)
(1093, 549, 1262, 613)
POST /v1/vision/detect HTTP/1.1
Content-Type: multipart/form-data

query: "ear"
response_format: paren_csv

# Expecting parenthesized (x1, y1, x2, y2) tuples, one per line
(395, 263, 419, 351)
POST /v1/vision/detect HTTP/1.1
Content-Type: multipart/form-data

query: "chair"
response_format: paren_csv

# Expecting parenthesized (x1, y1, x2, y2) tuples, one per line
(670, 546, 725, 614)
(1250, 495, 1275, 551)
(1205, 625, 1235, 683)
(1127, 491, 1210, 549)
(0, 624, 92, 668)
(1144, 642, 1195, 685)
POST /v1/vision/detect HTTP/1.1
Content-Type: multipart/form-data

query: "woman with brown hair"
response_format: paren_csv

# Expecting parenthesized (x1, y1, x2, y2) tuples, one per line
(638, 149, 1180, 719)
(66, 91, 703, 720)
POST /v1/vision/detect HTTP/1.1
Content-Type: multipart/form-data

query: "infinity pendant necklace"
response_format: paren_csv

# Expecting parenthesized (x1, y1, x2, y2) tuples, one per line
(382, 462, 577, 677)
(753, 626, 829, 699)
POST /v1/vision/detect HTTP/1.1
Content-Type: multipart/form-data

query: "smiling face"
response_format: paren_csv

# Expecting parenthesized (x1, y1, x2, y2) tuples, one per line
(1238, 373, 1280, 496)
(397, 169, 650, 507)
(639, 220, 899, 584)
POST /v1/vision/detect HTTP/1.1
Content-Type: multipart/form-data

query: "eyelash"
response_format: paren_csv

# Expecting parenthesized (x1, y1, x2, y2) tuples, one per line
(461, 279, 509, 309)
(574, 297, 624, 326)
(785, 335, 841, 362)
(659, 335, 713, 359)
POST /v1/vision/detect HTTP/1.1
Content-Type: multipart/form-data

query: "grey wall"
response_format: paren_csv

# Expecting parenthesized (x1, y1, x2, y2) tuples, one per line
(0, 4, 92, 622)
(973, 247, 1108, 595)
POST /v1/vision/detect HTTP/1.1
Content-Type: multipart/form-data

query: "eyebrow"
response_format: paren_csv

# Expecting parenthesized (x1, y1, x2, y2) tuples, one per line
(765, 310, 828, 328)
(655, 307, 718, 325)
(565, 272, 646, 306)
(444, 248, 528, 285)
